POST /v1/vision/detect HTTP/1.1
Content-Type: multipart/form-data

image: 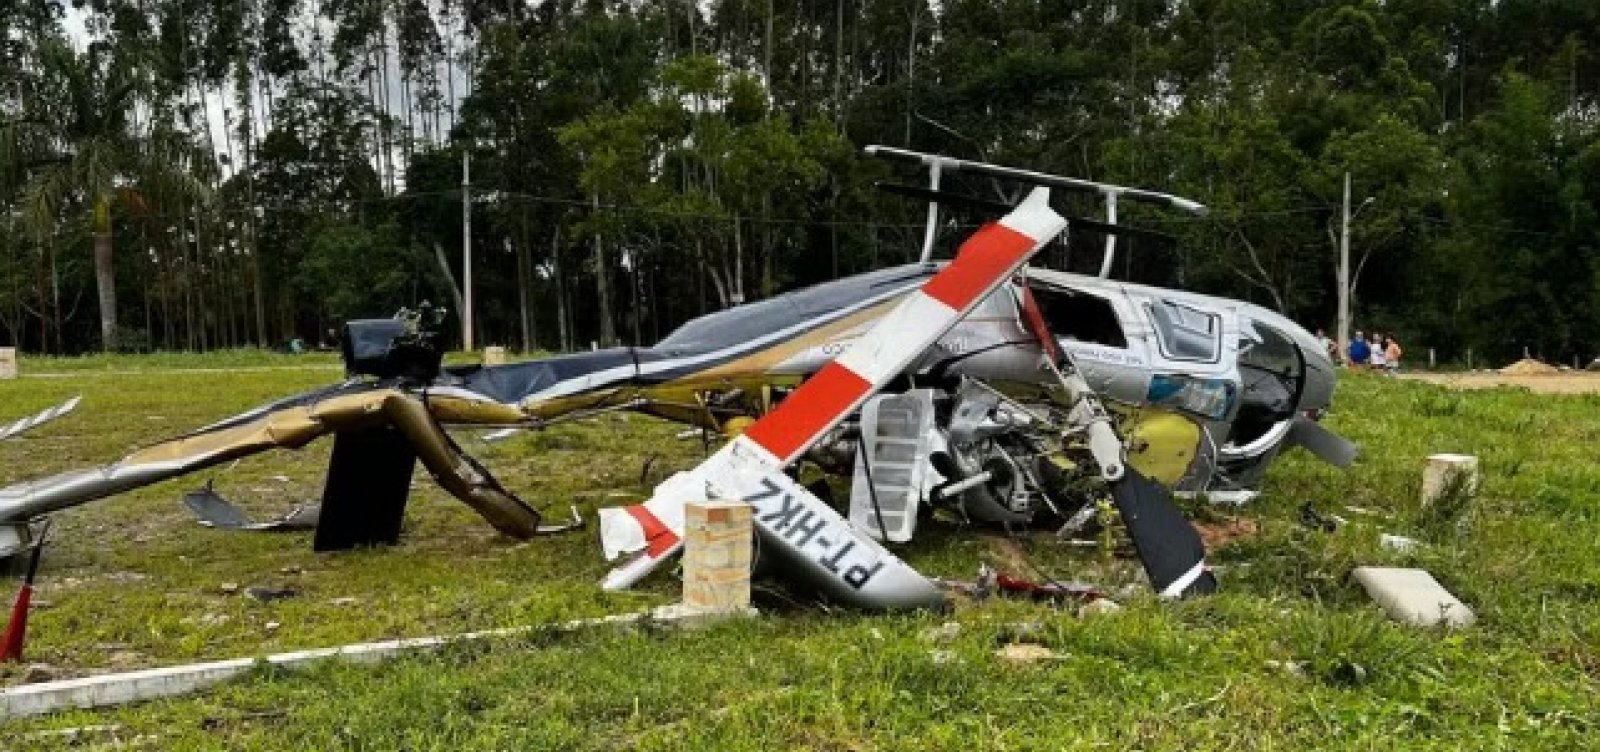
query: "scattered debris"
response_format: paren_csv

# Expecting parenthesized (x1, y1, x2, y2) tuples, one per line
(1344, 505, 1389, 518)
(995, 622, 1047, 645)
(22, 663, 56, 683)
(927, 649, 962, 666)
(218, 583, 240, 595)
(994, 643, 1061, 666)
(1379, 533, 1421, 554)
(244, 586, 298, 603)
(199, 710, 287, 731)
(182, 613, 230, 627)
(1353, 567, 1475, 628)
(1263, 659, 1307, 678)
(183, 483, 319, 532)
(328, 597, 360, 607)
(995, 572, 1103, 604)
(264, 621, 281, 633)
(1079, 598, 1123, 617)
(921, 621, 962, 644)
(1300, 504, 1346, 532)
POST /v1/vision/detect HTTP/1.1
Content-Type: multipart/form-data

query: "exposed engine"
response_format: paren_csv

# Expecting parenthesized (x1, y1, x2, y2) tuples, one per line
(808, 375, 1108, 543)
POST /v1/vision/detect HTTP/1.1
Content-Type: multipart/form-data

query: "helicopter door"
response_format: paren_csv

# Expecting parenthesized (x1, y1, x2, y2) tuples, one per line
(1137, 296, 1242, 422)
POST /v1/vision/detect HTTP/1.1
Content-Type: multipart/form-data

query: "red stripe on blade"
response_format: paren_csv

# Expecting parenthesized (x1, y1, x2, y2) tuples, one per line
(625, 505, 680, 557)
(921, 222, 1037, 311)
(744, 362, 873, 463)
(1019, 284, 1060, 363)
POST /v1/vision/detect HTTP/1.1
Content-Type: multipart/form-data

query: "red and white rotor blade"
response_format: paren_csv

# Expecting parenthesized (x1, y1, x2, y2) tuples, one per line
(599, 189, 1065, 602)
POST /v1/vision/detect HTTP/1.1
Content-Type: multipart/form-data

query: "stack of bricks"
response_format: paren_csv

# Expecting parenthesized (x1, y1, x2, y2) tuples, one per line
(681, 500, 753, 612)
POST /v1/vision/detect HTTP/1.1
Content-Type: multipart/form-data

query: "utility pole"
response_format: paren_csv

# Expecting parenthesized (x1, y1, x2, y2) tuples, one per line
(1337, 171, 1351, 361)
(461, 149, 474, 352)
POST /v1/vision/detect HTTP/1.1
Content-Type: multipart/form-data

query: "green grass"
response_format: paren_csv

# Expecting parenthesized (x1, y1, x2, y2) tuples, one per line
(1, 366, 1596, 749)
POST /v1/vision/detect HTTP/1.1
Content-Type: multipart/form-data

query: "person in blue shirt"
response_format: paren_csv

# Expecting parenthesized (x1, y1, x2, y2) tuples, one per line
(1347, 329, 1370, 366)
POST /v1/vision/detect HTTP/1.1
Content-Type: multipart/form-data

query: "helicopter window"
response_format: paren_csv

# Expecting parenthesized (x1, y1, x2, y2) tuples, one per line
(1029, 287, 1127, 348)
(1228, 322, 1306, 447)
(1238, 321, 1303, 381)
(1148, 300, 1221, 362)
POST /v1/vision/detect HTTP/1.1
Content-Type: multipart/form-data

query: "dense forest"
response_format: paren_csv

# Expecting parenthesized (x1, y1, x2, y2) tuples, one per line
(2, 0, 1598, 364)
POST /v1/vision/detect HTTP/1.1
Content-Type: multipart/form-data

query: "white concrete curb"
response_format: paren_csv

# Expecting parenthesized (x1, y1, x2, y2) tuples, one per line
(1, 607, 748, 719)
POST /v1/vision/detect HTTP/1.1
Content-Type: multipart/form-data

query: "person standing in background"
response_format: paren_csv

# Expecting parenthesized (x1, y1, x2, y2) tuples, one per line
(1385, 337, 1403, 375)
(1348, 330, 1370, 367)
(1369, 333, 1387, 371)
(1316, 329, 1336, 363)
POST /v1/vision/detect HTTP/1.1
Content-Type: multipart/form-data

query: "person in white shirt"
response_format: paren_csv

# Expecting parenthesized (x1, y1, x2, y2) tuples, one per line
(1368, 333, 1387, 370)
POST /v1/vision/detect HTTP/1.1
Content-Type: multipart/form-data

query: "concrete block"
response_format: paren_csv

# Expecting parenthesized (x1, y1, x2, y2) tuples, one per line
(1353, 567, 1475, 628)
(0, 347, 15, 379)
(1422, 454, 1479, 505)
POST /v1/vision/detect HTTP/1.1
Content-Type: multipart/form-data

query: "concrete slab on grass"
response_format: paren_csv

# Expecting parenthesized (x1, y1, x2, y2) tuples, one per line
(1353, 566, 1475, 628)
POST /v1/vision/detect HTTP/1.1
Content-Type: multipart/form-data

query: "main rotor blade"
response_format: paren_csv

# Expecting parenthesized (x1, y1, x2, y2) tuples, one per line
(875, 182, 1177, 244)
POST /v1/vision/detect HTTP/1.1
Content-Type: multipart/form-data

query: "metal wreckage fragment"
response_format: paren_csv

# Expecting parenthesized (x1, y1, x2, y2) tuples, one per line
(0, 396, 82, 441)
(0, 146, 1356, 608)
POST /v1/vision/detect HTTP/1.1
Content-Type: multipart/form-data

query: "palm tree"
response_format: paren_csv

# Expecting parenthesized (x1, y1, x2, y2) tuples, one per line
(21, 39, 202, 351)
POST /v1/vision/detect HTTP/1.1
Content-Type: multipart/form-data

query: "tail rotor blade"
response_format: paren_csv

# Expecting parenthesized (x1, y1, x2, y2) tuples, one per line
(1110, 468, 1216, 597)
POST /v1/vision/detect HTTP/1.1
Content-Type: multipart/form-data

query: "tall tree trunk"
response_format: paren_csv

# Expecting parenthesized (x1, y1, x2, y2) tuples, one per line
(511, 236, 532, 352)
(92, 195, 118, 351)
(551, 225, 570, 352)
(592, 194, 616, 346)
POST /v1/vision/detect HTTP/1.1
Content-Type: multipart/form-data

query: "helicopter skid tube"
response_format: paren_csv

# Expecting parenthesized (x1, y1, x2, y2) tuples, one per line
(0, 388, 542, 539)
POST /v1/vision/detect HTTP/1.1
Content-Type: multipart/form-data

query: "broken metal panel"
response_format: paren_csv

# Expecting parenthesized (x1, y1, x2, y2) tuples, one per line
(849, 390, 939, 542)
(182, 484, 319, 531)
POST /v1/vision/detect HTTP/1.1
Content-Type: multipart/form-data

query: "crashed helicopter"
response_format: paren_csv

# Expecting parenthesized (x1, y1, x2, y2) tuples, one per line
(0, 147, 1355, 609)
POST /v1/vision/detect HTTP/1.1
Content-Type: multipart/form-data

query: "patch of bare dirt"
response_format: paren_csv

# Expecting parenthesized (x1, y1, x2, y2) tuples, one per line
(982, 534, 1038, 575)
(1194, 516, 1260, 549)
(1399, 371, 1600, 394)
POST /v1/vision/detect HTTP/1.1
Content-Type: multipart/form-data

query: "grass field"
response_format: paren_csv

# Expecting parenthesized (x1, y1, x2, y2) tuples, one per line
(1, 357, 1596, 749)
